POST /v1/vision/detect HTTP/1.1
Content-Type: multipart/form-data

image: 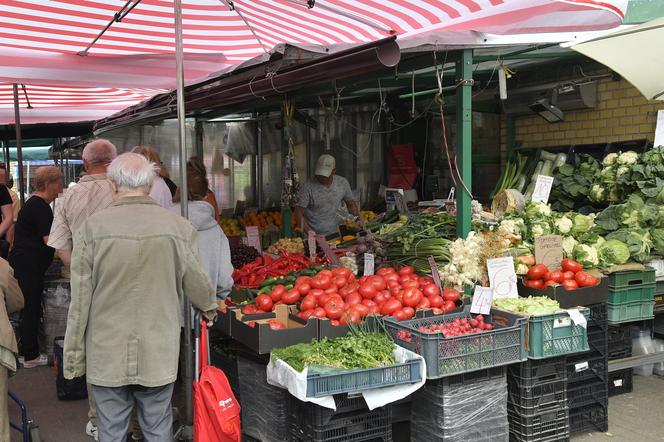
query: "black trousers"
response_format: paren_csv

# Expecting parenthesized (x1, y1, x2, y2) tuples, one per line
(16, 270, 45, 360)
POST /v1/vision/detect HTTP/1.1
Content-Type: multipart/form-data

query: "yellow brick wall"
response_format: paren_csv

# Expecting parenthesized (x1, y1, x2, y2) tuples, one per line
(502, 71, 664, 153)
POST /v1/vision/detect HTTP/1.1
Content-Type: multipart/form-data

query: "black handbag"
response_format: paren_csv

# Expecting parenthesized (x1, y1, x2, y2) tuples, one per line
(53, 336, 88, 400)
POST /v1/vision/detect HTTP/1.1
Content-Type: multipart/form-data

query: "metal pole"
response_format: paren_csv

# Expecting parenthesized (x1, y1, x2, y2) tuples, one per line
(12, 84, 25, 206)
(2, 132, 9, 172)
(455, 50, 472, 238)
(173, 1, 193, 440)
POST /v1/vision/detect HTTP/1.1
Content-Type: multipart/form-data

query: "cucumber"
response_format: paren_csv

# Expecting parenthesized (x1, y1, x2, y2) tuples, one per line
(259, 277, 277, 288)
(299, 269, 315, 276)
(258, 286, 273, 295)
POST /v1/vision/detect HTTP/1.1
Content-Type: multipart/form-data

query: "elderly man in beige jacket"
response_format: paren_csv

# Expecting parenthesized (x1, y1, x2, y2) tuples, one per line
(64, 153, 217, 442)
(0, 258, 23, 441)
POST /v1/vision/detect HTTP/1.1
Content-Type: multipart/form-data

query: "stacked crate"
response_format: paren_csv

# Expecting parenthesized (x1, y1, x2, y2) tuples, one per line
(607, 324, 633, 397)
(507, 357, 569, 442)
(607, 268, 656, 325)
(290, 395, 393, 442)
(566, 302, 609, 435)
(411, 367, 509, 442)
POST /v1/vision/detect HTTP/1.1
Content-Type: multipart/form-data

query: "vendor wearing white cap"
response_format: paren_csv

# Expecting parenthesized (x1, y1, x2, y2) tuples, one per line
(296, 154, 360, 237)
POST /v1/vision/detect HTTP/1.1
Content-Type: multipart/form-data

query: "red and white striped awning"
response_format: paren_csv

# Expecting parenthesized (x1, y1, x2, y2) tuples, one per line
(0, 0, 628, 125)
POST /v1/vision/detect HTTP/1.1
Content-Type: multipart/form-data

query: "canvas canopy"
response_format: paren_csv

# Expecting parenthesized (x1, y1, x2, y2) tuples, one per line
(0, 0, 627, 125)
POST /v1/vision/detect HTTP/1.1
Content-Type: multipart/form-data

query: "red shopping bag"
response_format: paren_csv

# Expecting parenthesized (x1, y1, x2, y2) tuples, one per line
(194, 321, 241, 442)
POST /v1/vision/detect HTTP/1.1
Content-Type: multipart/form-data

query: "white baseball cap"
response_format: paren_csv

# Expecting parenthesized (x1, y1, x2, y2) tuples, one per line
(314, 154, 336, 177)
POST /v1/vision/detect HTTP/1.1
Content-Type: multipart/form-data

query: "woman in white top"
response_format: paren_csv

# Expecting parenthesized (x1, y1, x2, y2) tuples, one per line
(131, 145, 174, 208)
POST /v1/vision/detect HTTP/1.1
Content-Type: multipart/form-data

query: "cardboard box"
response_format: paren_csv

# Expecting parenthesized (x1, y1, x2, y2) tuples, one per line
(517, 275, 609, 309)
(230, 304, 318, 354)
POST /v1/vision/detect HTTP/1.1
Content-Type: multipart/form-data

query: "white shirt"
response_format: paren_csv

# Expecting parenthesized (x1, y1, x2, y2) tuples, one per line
(149, 176, 174, 208)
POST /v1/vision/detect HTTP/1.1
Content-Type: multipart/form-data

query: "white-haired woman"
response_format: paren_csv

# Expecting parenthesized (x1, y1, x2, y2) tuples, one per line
(10, 166, 63, 368)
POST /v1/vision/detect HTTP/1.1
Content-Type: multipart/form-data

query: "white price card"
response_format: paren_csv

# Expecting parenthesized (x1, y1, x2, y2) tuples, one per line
(364, 253, 375, 276)
(470, 286, 494, 315)
(246, 226, 262, 253)
(428, 256, 443, 291)
(307, 230, 317, 261)
(531, 175, 554, 203)
(574, 361, 589, 372)
(487, 257, 518, 298)
(566, 308, 588, 329)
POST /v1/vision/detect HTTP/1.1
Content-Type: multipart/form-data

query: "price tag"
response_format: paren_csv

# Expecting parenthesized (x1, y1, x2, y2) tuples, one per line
(574, 361, 589, 372)
(553, 316, 572, 328)
(566, 308, 588, 329)
(316, 235, 339, 265)
(307, 230, 317, 261)
(534, 235, 563, 271)
(364, 253, 375, 276)
(395, 192, 409, 214)
(246, 226, 262, 253)
(428, 256, 442, 291)
(487, 257, 518, 298)
(470, 286, 493, 315)
(614, 379, 623, 387)
(531, 175, 554, 203)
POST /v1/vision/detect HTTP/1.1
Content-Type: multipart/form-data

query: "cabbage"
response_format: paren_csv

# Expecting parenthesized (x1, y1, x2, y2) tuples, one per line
(570, 213, 595, 236)
(652, 228, 664, 256)
(598, 239, 631, 267)
(524, 201, 552, 220)
(573, 244, 599, 268)
(606, 229, 652, 263)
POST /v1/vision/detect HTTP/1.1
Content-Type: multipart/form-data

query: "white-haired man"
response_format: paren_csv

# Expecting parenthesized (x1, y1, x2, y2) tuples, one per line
(48, 138, 117, 440)
(63, 153, 217, 442)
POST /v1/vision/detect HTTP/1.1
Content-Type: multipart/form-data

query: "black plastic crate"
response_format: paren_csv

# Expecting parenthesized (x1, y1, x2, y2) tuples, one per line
(567, 379, 608, 409)
(586, 302, 608, 331)
(608, 368, 633, 397)
(569, 403, 608, 434)
(432, 365, 507, 388)
(507, 357, 567, 386)
(210, 340, 241, 401)
(413, 413, 508, 442)
(586, 328, 608, 357)
(566, 353, 607, 385)
(291, 398, 392, 442)
(507, 378, 567, 416)
(508, 407, 570, 441)
(608, 324, 632, 360)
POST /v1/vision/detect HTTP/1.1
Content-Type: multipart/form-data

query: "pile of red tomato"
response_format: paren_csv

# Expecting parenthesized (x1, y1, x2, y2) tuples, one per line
(523, 258, 600, 291)
(242, 265, 462, 326)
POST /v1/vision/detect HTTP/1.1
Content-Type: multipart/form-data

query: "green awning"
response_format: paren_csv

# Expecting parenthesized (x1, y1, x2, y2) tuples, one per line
(6, 147, 51, 161)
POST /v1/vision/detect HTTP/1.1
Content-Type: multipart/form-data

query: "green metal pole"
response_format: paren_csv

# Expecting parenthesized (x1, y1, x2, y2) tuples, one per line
(455, 49, 473, 239)
(281, 109, 293, 238)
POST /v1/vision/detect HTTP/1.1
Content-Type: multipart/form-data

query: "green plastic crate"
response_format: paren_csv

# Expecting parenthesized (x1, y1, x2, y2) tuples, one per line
(608, 267, 656, 289)
(608, 284, 655, 304)
(608, 300, 655, 324)
(526, 307, 590, 359)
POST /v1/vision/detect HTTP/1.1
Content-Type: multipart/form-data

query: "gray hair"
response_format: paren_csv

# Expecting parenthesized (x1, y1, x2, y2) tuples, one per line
(82, 139, 117, 166)
(107, 153, 157, 192)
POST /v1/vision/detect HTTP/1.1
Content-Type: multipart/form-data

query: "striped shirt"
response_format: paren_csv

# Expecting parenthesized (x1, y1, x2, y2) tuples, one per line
(47, 174, 114, 251)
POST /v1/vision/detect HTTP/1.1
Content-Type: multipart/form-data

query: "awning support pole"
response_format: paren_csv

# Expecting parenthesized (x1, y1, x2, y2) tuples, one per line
(2, 132, 9, 172)
(12, 84, 25, 206)
(455, 50, 472, 238)
(78, 0, 143, 56)
(174, 1, 193, 440)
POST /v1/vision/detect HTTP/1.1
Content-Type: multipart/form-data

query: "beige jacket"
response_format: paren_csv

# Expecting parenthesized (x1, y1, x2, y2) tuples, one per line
(0, 258, 23, 371)
(63, 196, 216, 387)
